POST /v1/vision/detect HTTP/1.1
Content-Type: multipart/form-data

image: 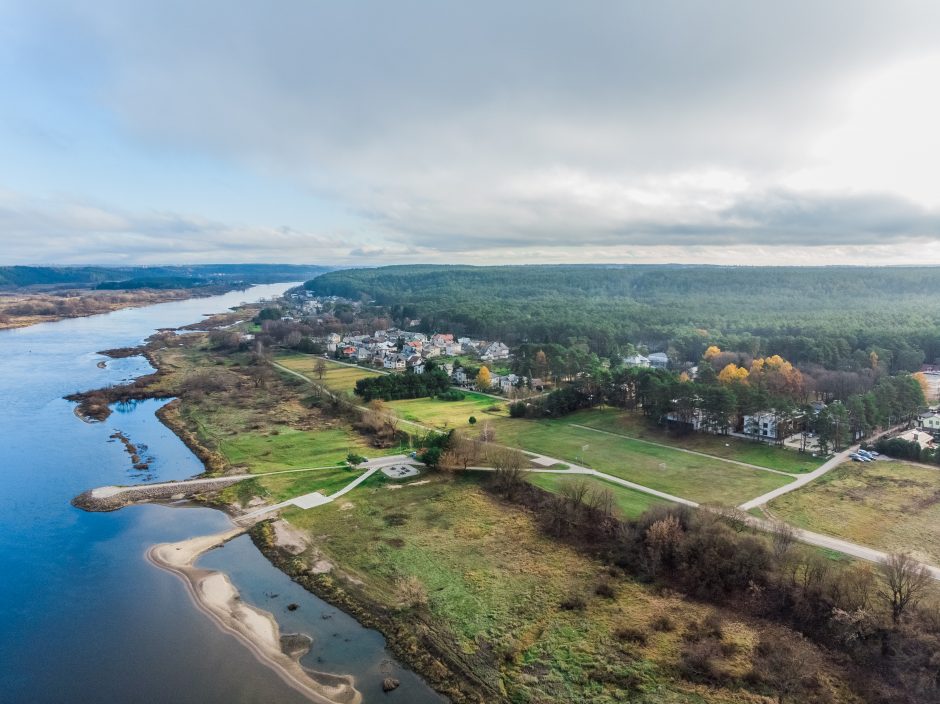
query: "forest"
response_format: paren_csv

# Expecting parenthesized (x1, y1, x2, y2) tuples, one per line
(305, 265, 940, 373)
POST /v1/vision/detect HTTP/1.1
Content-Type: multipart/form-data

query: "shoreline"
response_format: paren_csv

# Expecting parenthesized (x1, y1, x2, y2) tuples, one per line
(147, 527, 362, 704)
(0, 284, 245, 332)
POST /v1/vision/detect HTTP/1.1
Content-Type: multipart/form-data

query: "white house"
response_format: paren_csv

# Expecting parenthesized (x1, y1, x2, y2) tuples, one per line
(623, 354, 650, 368)
(453, 368, 469, 385)
(648, 352, 670, 369)
(920, 411, 940, 431)
(384, 354, 407, 371)
(482, 342, 510, 360)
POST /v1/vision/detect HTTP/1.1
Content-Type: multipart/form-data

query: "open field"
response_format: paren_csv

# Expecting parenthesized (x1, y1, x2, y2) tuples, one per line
(218, 426, 396, 473)
(275, 354, 382, 393)
(491, 418, 793, 505)
(281, 474, 859, 703)
(387, 393, 506, 430)
(526, 473, 671, 519)
(571, 408, 824, 474)
(769, 460, 940, 565)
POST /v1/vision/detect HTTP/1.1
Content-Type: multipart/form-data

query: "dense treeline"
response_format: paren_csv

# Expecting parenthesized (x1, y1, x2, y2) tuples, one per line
(488, 473, 940, 704)
(354, 367, 452, 401)
(305, 265, 940, 372)
(511, 361, 924, 451)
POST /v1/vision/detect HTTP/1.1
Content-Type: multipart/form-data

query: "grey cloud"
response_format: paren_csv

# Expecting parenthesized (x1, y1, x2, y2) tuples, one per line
(9, 1, 940, 261)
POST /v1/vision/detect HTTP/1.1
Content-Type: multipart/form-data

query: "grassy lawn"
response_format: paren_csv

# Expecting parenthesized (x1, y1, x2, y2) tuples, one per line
(282, 474, 857, 703)
(386, 392, 506, 430)
(527, 473, 670, 519)
(492, 418, 792, 505)
(222, 466, 365, 506)
(769, 460, 940, 565)
(275, 354, 383, 393)
(570, 408, 824, 474)
(218, 426, 398, 473)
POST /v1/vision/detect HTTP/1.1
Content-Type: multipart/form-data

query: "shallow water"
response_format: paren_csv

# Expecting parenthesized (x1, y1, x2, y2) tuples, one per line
(0, 284, 444, 703)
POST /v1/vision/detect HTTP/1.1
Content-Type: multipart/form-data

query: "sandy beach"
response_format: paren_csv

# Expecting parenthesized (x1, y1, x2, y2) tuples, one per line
(148, 528, 361, 704)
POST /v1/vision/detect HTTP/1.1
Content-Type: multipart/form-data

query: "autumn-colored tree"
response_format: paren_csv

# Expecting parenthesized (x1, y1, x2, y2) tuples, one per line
(476, 366, 492, 389)
(534, 349, 549, 379)
(749, 355, 805, 399)
(913, 372, 932, 402)
(718, 363, 749, 384)
(869, 350, 879, 370)
(703, 345, 721, 360)
(678, 371, 691, 383)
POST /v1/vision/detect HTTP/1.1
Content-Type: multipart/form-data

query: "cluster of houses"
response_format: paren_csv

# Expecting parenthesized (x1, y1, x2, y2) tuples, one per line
(324, 329, 524, 392)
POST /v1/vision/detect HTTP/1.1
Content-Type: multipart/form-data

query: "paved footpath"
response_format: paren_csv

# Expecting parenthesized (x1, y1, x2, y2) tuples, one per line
(738, 445, 857, 510)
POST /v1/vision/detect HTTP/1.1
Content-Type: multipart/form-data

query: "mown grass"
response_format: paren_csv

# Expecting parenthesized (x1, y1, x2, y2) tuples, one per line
(218, 426, 394, 473)
(275, 354, 382, 393)
(571, 408, 824, 474)
(769, 460, 940, 565)
(490, 418, 792, 505)
(219, 466, 364, 506)
(527, 473, 670, 519)
(386, 392, 506, 430)
(283, 474, 858, 703)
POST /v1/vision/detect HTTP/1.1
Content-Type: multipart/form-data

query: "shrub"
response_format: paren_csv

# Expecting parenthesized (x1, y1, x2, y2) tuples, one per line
(651, 615, 675, 632)
(560, 593, 587, 611)
(595, 581, 617, 599)
(614, 626, 648, 645)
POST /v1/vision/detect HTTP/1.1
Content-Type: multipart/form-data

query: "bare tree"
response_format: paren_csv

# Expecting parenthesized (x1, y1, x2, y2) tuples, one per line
(771, 521, 797, 561)
(880, 552, 932, 623)
(314, 358, 327, 380)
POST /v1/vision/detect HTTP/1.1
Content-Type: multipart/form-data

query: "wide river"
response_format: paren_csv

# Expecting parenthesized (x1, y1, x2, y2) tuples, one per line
(0, 283, 444, 703)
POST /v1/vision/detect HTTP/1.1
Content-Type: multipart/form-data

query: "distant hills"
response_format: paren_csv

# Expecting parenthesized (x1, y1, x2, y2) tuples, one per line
(0, 264, 333, 289)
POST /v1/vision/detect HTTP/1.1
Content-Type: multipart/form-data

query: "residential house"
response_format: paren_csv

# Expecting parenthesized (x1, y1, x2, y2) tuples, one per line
(623, 354, 650, 368)
(920, 411, 940, 432)
(648, 352, 670, 369)
(453, 368, 470, 386)
(445, 342, 463, 356)
(340, 345, 357, 359)
(431, 333, 454, 347)
(743, 410, 803, 441)
(407, 356, 425, 374)
(482, 342, 510, 361)
(326, 333, 342, 353)
(423, 346, 441, 358)
(384, 354, 407, 371)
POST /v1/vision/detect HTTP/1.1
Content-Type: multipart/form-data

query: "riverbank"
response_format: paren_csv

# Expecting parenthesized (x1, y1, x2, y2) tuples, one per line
(148, 527, 361, 704)
(0, 285, 244, 331)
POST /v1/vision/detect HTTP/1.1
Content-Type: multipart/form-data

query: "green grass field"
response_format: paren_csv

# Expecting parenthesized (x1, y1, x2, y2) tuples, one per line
(769, 460, 940, 565)
(387, 393, 506, 430)
(492, 418, 792, 505)
(570, 408, 824, 474)
(275, 354, 382, 393)
(527, 473, 670, 519)
(218, 426, 398, 473)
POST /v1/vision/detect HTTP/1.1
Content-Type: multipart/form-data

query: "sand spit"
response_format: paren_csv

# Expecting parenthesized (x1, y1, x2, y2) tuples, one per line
(148, 528, 361, 704)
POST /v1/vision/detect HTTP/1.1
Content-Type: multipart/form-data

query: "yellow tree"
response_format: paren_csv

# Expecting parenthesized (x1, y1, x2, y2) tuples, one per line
(869, 350, 879, 370)
(476, 366, 492, 390)
(718, 363, 749, 384)
(914, 372, 933, 402)
(704, 345, 721, 360)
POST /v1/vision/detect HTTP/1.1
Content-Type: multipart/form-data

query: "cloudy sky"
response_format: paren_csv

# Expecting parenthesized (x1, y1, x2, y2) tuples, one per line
(3, 1, 940, 266)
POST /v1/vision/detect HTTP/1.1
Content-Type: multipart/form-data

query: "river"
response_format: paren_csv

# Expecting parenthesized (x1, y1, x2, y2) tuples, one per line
(0, 283, 444, 703)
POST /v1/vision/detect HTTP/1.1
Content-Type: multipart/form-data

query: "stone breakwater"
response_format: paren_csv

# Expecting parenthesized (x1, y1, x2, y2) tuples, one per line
(72, 475, 248, 512)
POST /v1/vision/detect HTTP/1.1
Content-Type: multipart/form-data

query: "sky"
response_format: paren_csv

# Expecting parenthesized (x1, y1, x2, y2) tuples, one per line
(2, 1, 940, 267)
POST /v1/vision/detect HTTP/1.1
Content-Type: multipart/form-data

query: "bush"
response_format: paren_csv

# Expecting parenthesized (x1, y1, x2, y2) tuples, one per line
(437, 389, 466, 401)
(651, 615, 675, 632)
(595, 581, 617, 599)
(346, 452, 367, 466)
(614, 626, 648, 645)
(560, 593, 587, 611)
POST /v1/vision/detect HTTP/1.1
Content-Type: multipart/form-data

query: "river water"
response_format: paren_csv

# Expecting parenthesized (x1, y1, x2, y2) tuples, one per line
(0, 284, 444, 703)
